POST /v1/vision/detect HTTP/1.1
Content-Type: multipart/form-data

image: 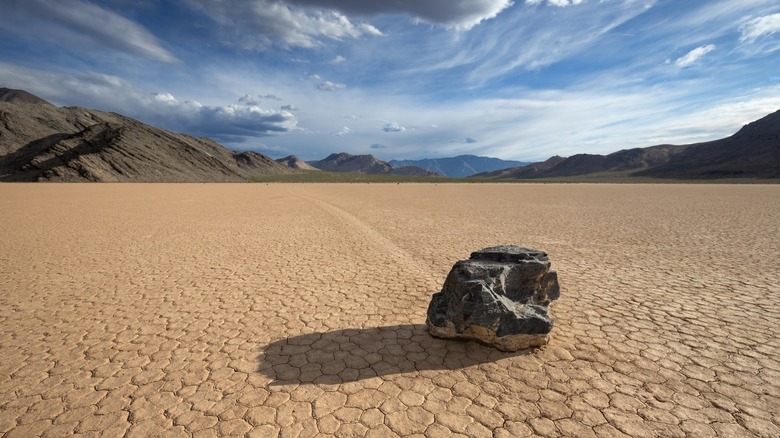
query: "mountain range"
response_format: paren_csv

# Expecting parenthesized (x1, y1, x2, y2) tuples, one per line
(0, 88, 292, 182)
(2, 87, 777, 182)
(475, 110, 780, 180)
(389, 155, 528, 178)
(308, 153, 439, 176)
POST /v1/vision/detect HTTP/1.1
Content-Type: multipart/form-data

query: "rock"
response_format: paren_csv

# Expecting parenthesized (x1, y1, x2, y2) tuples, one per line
(426, 245, 560, 351)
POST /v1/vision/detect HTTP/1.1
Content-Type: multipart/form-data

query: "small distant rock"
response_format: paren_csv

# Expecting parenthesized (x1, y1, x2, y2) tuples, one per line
(426, 245, 560, 351)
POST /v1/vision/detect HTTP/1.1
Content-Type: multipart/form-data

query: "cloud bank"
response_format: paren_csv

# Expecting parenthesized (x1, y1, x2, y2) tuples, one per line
(183, 0, 512, 50)
(183, 0, 383, 49)
(287, 0, 513, 29)
(149, 93, 298, 139)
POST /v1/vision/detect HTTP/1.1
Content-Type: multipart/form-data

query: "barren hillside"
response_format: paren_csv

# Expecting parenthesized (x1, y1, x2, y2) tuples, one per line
(0, 88, 293, 182)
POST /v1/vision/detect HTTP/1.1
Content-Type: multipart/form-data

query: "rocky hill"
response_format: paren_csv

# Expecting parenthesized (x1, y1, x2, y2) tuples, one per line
(475, 110, 779, 180)
(0, 87, 53, 105)
(311, 152, 391, 173)
(636, 110, 780, 179)
(310, 152, 438, 176)
(479, 155, 567, 179)
(389, 155, 527, 178)
(276, 155, 320, 171)
(0, 88, 294, 182)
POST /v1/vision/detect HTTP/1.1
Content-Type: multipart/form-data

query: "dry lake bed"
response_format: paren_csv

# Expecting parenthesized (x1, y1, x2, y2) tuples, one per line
(1, 183, 778, 437)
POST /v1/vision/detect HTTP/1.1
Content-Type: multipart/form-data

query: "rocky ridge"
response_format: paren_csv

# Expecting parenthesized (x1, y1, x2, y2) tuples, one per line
(310, 152, 439, 176)
(0, 88, 294, 182)
(474, 110, 780, 180)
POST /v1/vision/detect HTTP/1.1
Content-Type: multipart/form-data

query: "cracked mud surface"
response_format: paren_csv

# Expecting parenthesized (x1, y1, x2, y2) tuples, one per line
(1, 183, 778, 437)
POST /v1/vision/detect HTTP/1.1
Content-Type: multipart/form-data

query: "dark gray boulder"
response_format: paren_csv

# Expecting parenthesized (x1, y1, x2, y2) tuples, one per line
(426, 245, 560, 351)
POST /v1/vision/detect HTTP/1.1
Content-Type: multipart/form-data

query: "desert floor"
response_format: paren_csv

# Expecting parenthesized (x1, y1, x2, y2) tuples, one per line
(0, 183, 778, 438)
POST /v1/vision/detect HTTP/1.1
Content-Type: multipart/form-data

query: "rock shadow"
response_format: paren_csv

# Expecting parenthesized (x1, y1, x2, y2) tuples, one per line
(0, 133, 73, 181)
(258, 323, 534, 386)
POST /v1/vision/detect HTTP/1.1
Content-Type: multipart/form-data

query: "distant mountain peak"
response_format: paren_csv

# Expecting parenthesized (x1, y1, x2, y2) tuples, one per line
(389, 154, 528, 178)
(322, 152, 357, 162)
(733, 109, 780, 138)
(311, 152, 437, 176)
(276, 155, 320, 171)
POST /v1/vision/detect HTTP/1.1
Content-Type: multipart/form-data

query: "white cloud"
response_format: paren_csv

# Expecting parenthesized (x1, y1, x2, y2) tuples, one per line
(305, 74, 346, 91)
(674, 44, 716, 68)
(336, 126, 351, 136)
(359, 23, 385, 36)
(318, 81, 346, 91)
(152, 92, 178, 104)
(238, 93, 282, 105)
(330, 55, 347, 64)
(527, 0, 584, 6)
(182, 0, 511, 51)
(740, 13, 780, 42)
(238, 94, 262, 106)
(183, 0, 384, 49)
(0, 0, 177, 63)
(383, 122, 406, 132)
(288, 0, 513, 29)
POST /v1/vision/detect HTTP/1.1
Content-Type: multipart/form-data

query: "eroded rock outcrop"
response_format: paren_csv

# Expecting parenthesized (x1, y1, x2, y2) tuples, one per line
(426, 245, 560, 351)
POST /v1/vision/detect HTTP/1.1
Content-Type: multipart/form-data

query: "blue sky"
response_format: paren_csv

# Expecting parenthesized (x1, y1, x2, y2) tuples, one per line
(1, 0, 779, 161)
